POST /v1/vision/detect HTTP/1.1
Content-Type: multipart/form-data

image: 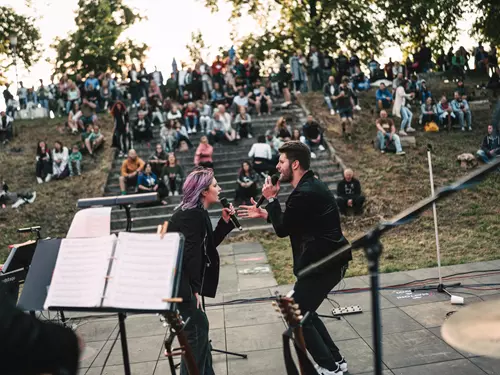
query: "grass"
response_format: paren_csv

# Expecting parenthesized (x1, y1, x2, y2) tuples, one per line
(0, 115, 114, 261)
(228, 80, 500, 285)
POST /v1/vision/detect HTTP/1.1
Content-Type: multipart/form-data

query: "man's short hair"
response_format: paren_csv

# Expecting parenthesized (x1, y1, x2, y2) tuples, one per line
(342, 76, 349, 83)
(279, 141, 311, 171)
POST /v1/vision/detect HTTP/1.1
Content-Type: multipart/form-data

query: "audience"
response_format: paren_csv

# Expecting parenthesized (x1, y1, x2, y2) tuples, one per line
(137, 162, 160, 194)
(333, 76, 355, 139)
(0, 111, 13, 144)
(217, 105, 237, 142)
(451, 91, 472, 131)
(133, 111, 153, 142)
(421, 97, 439, 126)
(376, 83, 393, 110)
(265, 130, 283, 165)
(275, 117, 292, 141)
(149, 144, 168, 177)
(302, 115, 325, 158)
(35, 141, 53, 184)
(161, 153, 184, 197)
(375, 110, 405, 155)
(248, 135, 274, 177)
(194, 135, 214, 169)
(234, 106, 253, 138)
(393, 80, 416, 136)
(234, 161, 259, 206)
(184, 102, 199, 134)
(52, 141, 69, 180)
(66, 102, 81, 134)
(68, 144, 82, 177)
(477, 125, 500, 163)
(197, 100, 212, 132)
(336, 168, 365, 215)
(84, 124, 105, 157)
(119, 149, 145, 195)
(254, 85, 273, 116)
(437, 95, 455, 131)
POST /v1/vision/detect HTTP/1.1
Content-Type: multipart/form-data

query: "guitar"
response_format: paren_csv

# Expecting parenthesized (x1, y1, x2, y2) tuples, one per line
(162, 310, 200, 375)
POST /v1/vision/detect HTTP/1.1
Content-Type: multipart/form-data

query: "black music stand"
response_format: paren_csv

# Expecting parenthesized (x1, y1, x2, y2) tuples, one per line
(298, 157, 500, 375)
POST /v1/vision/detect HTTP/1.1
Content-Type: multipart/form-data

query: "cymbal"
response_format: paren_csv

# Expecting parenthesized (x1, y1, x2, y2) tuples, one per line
(441, 300, 500, 358)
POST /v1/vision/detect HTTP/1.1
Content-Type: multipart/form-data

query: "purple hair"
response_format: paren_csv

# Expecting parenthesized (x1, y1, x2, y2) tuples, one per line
(178, 167, 215, 210)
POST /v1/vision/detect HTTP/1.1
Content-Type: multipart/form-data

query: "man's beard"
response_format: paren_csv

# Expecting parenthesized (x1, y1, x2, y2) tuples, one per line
(280, 165, 293, 183)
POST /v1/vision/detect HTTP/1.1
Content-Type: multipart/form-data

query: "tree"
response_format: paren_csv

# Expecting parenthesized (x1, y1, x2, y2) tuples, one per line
(52, 0, 148, 76)
(471, 0, 500, 46)
(186, 30, 210, 63)
(0, 6, 42, 71)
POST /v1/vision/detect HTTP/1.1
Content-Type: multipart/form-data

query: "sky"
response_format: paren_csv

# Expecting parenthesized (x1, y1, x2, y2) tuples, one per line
(1, 0, 478, 92)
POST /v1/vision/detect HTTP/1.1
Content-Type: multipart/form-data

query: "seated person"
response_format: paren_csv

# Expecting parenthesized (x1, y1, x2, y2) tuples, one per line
(194, 135, 214, 169)
(456, 80, 467, 99)
(254, 85, 273, 116)
(184, 102, 199, 134)
(419, 80, 432, 104)
(323, 75, 338, 115)
(420, 97, 439, 125)
(148, 81, 163, 107)
(133, 111, 153, 142)
(0, 111, 14, 144)
(217, 105, 237, 142)
(290, 127, 306, 144)
(172, 120, 192, 151)
(35, 141, 53, 184)
(161, 153, 184, 197)
(137, 162, 160, 194)
(0, 181, 36, 209)
(336, 168, 365, 215)
(197, 100, 212, 132)
(275, 116, 292, 141)
(375, 110, 405, 155)
(148, 144, 168, 177)
(167, 104, 183, 127)
(451, 91, 472, 131)
(351, 66, 370, 91)
(119, 149, 145, 195)
(368, 57, 380, 80)
(68, 144, 82, 177)
(84, 123, 105, 156)
(333, 76, 355, 138)
(52, 141, 69, 180)
(487, 68, 500, 91)
(77, 100, 98, 131)
(137, 97, 152, 122)
(234, 161, 258, 206)
(437, 95, 455, 131)
(211, 82, 227, 106)
(84, 83, 100, 111)
(265, 129, 283, 165)
(234, 106, 253, 139)
(302, 115, 326, 158)
(207, 112, 226, 145)
(376, 83, 393, 110)
(248, 135, 274, 177)
(232, 89, 250, 114)
(66, 102, 81, 134)
(476, 124, 500, 163)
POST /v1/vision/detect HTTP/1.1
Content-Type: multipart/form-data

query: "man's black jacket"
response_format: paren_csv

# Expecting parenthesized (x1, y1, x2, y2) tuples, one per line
(266, 171, 351, 276)
(168, 207, 234, 300)
(0, 285, 79, 375)
(337, 178, 362, 199)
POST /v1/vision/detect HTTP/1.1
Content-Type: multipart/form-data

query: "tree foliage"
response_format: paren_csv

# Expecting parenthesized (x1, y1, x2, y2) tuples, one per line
(52, 0, 148, 76)
(0, 6, 42, 70)
(186, 30, 210, 63)
(471, 0, 500, 46)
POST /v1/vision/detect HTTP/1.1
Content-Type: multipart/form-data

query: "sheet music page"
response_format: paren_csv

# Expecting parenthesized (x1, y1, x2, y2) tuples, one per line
(66, 207, 112, 238)
(105, 232, 181, 311)
(43, 235, 116, 310)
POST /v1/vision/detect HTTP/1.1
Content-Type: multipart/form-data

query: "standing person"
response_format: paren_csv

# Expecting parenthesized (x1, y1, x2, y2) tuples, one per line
(111, 101, 130, 157)
(167, 168, 236, 375)
(194, 135, 214, 169)
(332, 77, 355, 139)
(238, 142, 350, 375)
(392, 80, 416, 136)
(336, 169, 365, 215)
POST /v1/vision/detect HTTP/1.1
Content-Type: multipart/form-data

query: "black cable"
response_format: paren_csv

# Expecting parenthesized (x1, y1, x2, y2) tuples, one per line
(83, 322, 119, 375)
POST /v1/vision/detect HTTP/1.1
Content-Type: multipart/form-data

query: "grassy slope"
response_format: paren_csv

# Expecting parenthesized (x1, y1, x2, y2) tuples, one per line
(228, 81, 500, 284)
(0, 116, 114, 260)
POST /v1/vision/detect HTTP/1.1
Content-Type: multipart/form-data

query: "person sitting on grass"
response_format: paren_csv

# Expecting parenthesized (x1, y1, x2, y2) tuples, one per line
(0, 181, 37, 209)
(234, 106, 253, 139)
(66, 102, 81, 134)
(302, 115, 326, 159)
(119, 149, 145, 195)
(437, 95, 455, 131)
(234, 160, 259, 206)
(376, 82, 393, 110)
(77, 100, 98, 132)
(194, 135, 214, 169)
(0, 111, 13, 145)
(476, 125, 500, 163)
(332, 76, 355, 139)
(420, 97, 439, 126)
(149, 143, 168, 177)
(68, 145, 82, 177)
(376, 110, 405, 155)
(451, 91, 472, 131)
(35, 140, 52, 184)
(52, 141, 69, 180)
(336, 168, 365, 215)
(84, 124, 104, 157)
(275, 116, 292, 141)
(137, 162, 160, 194)
(161, 153, 184, 197)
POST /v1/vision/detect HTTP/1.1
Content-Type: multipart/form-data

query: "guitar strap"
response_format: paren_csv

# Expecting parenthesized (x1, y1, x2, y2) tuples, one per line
(282, 327, 319, 375)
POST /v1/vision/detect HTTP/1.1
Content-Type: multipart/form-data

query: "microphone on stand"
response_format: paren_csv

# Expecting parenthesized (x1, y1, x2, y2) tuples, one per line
(256, 174, 280, 208)
(220, 197, 243, 231)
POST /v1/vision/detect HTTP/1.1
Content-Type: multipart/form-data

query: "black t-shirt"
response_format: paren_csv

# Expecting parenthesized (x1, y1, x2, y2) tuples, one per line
(277, 127, 291, 139)
(335, 85, 353, 109)
(337, 55, 349, 72)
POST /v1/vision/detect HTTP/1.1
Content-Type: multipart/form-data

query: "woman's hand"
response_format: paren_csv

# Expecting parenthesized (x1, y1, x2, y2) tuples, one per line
(238, 198, 268, 220)
(221, 203, 235, 223)
(194, 292, 204, 311)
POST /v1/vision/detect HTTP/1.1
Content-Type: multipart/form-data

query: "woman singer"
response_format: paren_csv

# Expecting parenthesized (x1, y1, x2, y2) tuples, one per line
(167, 167, 236, 374)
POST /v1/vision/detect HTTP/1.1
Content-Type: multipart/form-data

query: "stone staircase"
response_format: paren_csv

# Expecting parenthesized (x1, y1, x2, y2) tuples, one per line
(106, 102, 344, 233)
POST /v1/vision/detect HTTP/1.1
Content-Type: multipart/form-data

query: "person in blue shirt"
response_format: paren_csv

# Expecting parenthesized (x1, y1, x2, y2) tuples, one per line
(451, 91, 472, 131)
(376, 82, 393, 110)
(84, 71, 100, 91)
(137, 162, 159, 194)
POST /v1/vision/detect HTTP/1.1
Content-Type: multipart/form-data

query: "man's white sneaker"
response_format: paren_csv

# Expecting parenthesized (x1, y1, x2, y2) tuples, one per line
(468, 127, 472, 131)
(168, 192, 173, 197)
(396, 151, 406, 156)
(406, 127, 416, 132)
(36, 177, 44, 184)
(174, 191, 179, 196)
(336, 357, 348, 372)
(399, 130, 408, 136)
(247, 134, 253, 138)
(461, 127, 465, 132)
(354, 104, 362, 111)
(330, 109, 335, 115)
(236, 134, 241, 140)
(314, 364, 342, 375)
(318, 145, 326, 151)
(311, 152, 317, 159)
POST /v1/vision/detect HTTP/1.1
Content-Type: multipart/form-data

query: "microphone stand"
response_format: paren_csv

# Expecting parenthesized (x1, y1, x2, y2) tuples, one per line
(297, 157, 500, 375)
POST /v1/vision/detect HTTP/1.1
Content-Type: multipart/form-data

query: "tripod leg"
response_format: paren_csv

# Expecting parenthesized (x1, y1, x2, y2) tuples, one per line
(118, 313, 132, 375)
(211, 346, 248, 358)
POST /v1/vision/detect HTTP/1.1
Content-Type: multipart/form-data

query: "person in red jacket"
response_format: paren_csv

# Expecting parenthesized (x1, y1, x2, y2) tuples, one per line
(211, 55, 226, 87)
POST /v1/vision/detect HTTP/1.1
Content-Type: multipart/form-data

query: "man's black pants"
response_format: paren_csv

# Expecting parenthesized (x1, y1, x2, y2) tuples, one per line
(293, 265, 347, 370)
(337, 195, 365, 215)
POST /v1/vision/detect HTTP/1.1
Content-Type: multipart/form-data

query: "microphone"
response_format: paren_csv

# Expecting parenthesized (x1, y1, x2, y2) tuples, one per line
(256, 174, 280, 208)
(220, 197, 242, 231)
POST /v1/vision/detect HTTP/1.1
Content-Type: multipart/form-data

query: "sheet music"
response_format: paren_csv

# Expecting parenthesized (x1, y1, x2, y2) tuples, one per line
(66, 207, 112, 238)
(43, 235, 116, 310)
(105, 232, 181, 311)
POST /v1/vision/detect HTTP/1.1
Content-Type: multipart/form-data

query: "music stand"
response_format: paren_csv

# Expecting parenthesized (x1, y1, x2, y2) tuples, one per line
(298, 157, 500, 375)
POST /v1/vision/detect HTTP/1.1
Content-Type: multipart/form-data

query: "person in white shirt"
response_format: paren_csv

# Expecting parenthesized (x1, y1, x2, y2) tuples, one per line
(52, 141, 69, 179)
(232, 89, 250, 114)
(197, 100, 212, 133)
(248, 135, 274, 177)
(234, 106, 253, 138)
(217, 105, 237, 142)
(392, 80, 416, 136)
(67, 102, 82, 134)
